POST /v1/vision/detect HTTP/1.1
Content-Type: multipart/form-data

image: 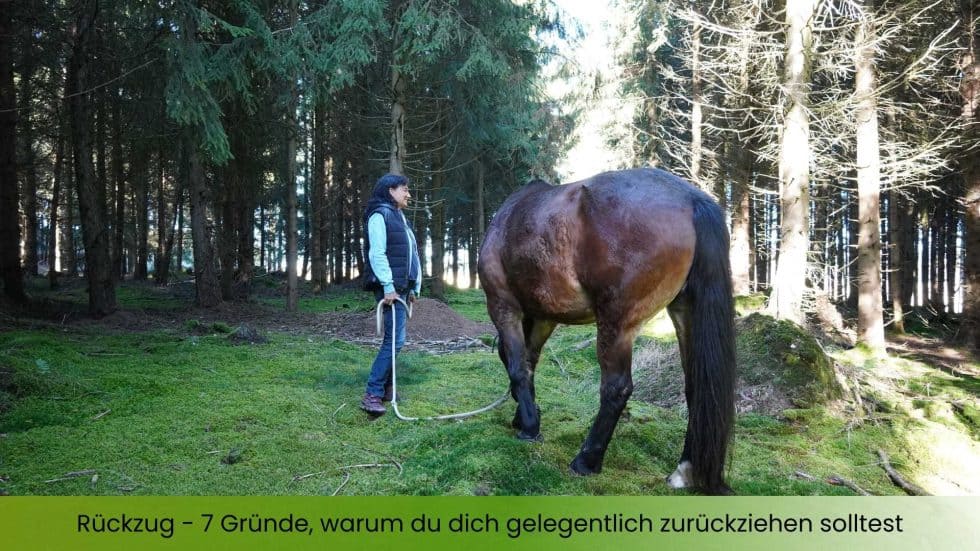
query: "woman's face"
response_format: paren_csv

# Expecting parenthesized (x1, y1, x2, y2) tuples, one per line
(389, 184, 411, 209)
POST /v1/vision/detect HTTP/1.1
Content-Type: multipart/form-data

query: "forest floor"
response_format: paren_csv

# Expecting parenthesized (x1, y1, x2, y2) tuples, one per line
(0, 275, 978, 496)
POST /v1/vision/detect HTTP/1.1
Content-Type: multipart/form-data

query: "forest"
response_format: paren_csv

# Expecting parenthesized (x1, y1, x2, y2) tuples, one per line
(0, 0, 978, 496)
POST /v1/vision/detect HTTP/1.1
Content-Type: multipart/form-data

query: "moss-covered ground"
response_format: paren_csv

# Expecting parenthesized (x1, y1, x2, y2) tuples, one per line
(1, 278, 977, 495)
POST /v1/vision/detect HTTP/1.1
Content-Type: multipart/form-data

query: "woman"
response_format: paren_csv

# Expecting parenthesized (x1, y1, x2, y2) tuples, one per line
(360, 173, 422, 415)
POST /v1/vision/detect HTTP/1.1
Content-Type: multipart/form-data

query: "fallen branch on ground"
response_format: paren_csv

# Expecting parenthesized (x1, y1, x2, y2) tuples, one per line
(826, 475, 871, 496)
(45, 469, 97, 483)
(877, 449, 930, 496)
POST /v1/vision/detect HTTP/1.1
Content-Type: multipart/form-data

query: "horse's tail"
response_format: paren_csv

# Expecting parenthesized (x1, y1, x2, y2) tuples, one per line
(685, 195, 736, 493)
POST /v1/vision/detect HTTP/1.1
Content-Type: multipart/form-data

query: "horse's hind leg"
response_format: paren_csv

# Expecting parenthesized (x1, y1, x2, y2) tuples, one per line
(511, 318, 556, 429)
(665, 295, 696, 488)
(491, 308, 541, 441)
(570, 321, 636, 475)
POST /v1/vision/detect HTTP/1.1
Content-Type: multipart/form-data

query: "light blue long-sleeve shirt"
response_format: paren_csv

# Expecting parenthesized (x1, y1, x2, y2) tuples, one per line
(367, 212, 422, 296)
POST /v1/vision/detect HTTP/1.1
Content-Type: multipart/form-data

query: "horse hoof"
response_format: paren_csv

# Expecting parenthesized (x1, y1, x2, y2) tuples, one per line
(516, 430, 542, 442)
(569, 455, 600, 476)
(512, 405, 542, 429)
(666, 461, 693, 489)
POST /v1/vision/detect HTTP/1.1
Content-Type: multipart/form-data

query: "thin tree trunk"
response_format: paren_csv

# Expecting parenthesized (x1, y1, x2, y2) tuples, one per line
(69, 0, 116, 316)
(154, 149, 173, 284)
(0, 2, 24, 301)
(133, 152, 149, 280)
(889, 191, 906, 333)
(49, 122, 64, 289)
(854, 11, 885, 350)
(768, 0, 815, 324)
(63, 150, 77, 277)
(285, 0, 299, 311)
(689, 10, 703, 191)
(19, 45, 38, 276)
(311, 103, 326, 291)
(389, 68, 406, 175)
(186, 136, 221, 307)
(111, 93, 125, 279)
(469, 158, 485, 289)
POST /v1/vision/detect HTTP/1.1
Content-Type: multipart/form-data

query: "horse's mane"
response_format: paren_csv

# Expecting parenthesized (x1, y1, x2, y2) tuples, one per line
(526, 178, 552, 188)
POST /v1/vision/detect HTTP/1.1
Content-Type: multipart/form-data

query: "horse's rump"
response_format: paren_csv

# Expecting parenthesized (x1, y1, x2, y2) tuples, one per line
(481, 168, 701, 327)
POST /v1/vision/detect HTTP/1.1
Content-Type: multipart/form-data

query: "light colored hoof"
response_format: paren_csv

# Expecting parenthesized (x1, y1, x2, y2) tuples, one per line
(667, 460, 694, 489)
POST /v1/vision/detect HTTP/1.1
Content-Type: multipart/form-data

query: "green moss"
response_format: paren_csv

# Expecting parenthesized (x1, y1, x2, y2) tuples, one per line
(734, 293, 769, 315)
(736, 313, 842, 407)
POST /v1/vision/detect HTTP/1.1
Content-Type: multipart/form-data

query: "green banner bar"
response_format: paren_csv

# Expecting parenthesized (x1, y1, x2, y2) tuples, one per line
(2, 497, 977, 550)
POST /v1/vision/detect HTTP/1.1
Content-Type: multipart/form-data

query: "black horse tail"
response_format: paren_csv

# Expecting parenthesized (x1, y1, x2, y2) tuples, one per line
(685, 195, 736, 494)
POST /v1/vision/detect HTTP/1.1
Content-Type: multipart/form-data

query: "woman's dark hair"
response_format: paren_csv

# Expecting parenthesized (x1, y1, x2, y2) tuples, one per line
(364, 173, 408, 220)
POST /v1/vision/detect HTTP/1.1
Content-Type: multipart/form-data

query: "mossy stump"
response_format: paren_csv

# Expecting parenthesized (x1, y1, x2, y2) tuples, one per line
(735, 313, 842, 408)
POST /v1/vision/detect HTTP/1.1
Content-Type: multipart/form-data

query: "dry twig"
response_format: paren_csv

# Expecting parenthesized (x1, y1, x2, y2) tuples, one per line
(44, 469, 97, 483)
(331, 471, 352, 496)
(827, 474, 872, 496)
(877, 449, 930, 496)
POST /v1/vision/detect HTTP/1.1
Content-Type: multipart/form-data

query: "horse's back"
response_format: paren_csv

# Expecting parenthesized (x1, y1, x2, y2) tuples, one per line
(481, 168, 703, 325)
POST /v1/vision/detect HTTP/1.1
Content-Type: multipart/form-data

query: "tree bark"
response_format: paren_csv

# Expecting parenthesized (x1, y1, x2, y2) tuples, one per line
(132, 151, 149, 280)
(311, 102, 327, 291)
(0, 1, 24, 301)
(19, 41, 38, 276)
(888, 191, 906, 333)
(689, 10, 703, 191)
(854, 11, 885, 350)
(768, 0, 816, 324)
(69, 0, 116, 316)
(49, 121, 64, 289)
(111, 90, 125, 279)
(186, 136, 221, 307)
(285, 0, 299, 311)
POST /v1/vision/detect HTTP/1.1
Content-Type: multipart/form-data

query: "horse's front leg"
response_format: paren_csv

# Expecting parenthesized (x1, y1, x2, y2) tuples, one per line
(570, 324, 635, 475)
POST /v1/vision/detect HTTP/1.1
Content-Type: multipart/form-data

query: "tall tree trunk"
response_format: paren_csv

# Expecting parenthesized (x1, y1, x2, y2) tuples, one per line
(186, 136, 221, 307)
(63, 150, 77, 277)
(133, 152, 149, 280)
(854, 11, 885, 350)
(729, 0, 760, 295)
(154, 149, 173, 284)
(768, 0, 816, 324)
(19, 43, 38, 276)
(218, 167, 237, 300)
(311, 103, 326, 291)
(469, 158, 485, 289)
(69, 0, 116, 316)
(889, 191, 906, 333)
(689, 10, 703, 191)
(0, 2, 24, 301)
(175, 173, 185, 275)
(111, 91, 125, 279)
(389, 68, 406, 175)
(946, 196, 958, 313)
(49, 122, 64, 289)
(285, 0, 299, 311)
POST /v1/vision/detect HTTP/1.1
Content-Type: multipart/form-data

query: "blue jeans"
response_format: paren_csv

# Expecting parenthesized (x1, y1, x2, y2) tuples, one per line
(365, 298, 407, 397)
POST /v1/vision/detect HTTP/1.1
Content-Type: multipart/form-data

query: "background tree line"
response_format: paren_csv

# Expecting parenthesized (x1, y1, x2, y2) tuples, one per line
(2, 0, 979, 352)
(0, 0, 567, 313)
(602, 0, 979, 350)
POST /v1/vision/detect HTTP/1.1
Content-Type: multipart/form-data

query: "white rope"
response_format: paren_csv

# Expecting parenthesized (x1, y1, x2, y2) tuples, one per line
(375, 298, 509, 421)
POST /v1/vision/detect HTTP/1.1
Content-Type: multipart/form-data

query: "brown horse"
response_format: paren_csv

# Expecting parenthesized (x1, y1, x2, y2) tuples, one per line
(478, 168, 736, 494)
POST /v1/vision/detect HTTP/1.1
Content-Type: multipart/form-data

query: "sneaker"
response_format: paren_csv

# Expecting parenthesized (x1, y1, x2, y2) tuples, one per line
(360, 393, 386, 415)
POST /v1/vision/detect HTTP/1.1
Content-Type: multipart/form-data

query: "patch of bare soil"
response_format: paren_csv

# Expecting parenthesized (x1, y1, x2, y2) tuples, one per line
(2, 293, 494, 351)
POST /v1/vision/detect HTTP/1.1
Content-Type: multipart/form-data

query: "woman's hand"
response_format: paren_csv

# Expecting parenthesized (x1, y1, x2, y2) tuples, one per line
(383, 291, 399, 305)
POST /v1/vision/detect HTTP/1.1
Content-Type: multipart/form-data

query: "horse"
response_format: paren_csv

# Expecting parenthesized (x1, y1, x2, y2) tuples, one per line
(477, 168, 736, 495)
